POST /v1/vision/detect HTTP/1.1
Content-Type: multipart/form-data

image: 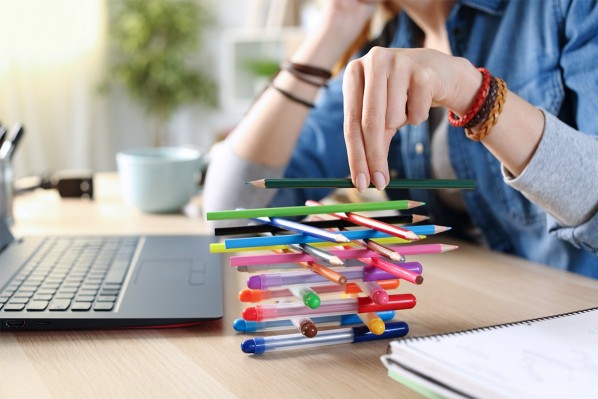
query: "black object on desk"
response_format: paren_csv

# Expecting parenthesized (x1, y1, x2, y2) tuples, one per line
(14, 170, 94, 199)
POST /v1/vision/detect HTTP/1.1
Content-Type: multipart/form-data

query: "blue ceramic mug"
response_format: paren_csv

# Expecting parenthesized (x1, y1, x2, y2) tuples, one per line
(116, 147, 204, 213)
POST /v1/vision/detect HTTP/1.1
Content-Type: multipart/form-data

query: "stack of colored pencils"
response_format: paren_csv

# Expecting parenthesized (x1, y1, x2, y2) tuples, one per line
(207, 178, 471, 355)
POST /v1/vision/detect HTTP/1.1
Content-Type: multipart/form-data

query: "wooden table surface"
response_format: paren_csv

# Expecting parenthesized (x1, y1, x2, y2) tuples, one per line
(3, 173, 598, 399)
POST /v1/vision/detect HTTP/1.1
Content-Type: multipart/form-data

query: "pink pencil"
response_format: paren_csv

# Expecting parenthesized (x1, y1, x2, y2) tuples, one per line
(305, 199, 420, 241)
(229, 243, 458, 267)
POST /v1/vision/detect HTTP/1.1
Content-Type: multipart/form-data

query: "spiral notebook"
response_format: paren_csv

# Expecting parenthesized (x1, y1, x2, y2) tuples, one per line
(381, 307, 598, 399)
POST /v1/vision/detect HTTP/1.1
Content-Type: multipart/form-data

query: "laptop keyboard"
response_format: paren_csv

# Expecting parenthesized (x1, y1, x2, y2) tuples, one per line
(0, 237, 138, 312)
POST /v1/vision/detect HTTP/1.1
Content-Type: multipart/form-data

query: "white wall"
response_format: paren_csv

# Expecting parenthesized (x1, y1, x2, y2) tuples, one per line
(0, 0, 251, 178)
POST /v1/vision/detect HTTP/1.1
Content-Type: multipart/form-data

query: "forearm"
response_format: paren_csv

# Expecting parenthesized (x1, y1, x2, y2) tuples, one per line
(232, 18, 365, 167)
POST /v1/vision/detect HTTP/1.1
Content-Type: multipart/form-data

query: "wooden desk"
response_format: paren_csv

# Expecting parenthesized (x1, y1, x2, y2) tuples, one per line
(3, 173, 598, 398)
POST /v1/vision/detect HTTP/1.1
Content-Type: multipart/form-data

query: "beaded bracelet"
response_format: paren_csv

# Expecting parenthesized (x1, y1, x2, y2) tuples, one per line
(448, 67, 491, 127)
(464, 77, 508, 141)
(270, 84, 315, 109)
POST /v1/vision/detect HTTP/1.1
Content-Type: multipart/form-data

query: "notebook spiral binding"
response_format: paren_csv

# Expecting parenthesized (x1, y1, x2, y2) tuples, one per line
(389, 306, 598, 349)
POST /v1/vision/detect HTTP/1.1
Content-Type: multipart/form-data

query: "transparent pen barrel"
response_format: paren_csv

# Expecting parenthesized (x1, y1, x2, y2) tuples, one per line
(262, 330, 354, 352)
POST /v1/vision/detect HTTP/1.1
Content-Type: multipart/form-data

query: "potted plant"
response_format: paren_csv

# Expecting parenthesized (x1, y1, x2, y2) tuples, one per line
(106, 0, 217, 146)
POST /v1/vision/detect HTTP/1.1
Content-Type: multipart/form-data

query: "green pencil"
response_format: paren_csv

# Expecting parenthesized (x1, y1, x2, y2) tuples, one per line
(206, 200, 424, 221)
(247, 178, 476, 190)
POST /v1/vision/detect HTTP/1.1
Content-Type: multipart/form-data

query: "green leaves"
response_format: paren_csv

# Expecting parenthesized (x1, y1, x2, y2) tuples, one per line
(106, 0, 217, 122)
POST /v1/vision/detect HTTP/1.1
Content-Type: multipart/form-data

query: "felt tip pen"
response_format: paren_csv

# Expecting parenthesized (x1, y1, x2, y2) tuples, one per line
(241, 321, 409, 354)
(358, 312, 386, 335)
(237, 280, 400, 303)
(246, 264, 422, 290)
(242, 294, 416, 321)
(232, 311, 396, 333)
(356, 281, 389, 305)
(289, 286, 320, 309)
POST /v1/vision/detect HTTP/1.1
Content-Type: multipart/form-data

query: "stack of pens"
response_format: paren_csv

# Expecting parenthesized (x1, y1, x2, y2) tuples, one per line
(207, 178, 473, 355)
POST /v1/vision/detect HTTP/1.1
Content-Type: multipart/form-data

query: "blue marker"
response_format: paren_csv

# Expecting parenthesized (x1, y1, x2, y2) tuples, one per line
(241, 321, 409, 354)
(233, 311, 396, 333)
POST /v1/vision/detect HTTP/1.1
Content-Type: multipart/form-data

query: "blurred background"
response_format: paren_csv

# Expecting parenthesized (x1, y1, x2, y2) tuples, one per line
(0, 0, 323, 179)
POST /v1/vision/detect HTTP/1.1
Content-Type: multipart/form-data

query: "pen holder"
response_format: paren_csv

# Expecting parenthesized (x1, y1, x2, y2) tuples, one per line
(0, 158, 14, 224)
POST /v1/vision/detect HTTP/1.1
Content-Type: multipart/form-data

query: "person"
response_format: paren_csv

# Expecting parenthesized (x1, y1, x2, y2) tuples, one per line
(204, 0, 598, 278)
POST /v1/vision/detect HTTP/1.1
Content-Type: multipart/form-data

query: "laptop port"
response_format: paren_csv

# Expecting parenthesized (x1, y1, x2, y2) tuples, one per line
(5, 320, 25, 328)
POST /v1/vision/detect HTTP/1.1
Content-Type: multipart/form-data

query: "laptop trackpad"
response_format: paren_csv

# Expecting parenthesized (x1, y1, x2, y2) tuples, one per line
(122, 259, 209, 317)
(135, 259, 205, 288)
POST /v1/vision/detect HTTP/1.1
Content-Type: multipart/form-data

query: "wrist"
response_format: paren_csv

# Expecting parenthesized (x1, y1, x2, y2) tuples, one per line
(447, 58, 483, 116)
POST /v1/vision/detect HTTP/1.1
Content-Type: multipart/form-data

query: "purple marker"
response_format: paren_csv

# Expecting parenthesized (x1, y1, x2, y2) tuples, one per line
(246, 263, 422, 290)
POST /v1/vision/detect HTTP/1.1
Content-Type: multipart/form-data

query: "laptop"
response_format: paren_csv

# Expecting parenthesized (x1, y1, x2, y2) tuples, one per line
(0, 215, 223, 330)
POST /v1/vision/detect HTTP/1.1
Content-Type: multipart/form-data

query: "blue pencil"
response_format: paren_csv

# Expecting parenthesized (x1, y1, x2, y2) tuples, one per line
(224, 224, 450, 249)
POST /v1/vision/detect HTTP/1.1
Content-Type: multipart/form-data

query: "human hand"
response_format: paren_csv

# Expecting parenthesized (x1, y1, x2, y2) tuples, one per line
(342, 47, 481, 191)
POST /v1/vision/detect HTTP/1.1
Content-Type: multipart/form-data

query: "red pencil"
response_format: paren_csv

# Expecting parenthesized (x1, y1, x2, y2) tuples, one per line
(305, 200, 420, 241)
(359, 257, 423, 285)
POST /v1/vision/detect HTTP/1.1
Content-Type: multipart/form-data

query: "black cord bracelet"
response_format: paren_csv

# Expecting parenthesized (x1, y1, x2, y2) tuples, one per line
(270, 84, 315, 109)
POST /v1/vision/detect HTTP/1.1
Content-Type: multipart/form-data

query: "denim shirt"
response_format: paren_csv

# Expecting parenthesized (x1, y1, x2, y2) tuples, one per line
(270, 0, 598, 277)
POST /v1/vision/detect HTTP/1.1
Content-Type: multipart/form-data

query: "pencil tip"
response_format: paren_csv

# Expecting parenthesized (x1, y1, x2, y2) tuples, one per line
(336, 234, 351, 243)
(330, 256, 344, 266)
(391, 253, 406, 262)
(434, 225, 451, 233)
(407, 200, 426, 209)
(439, 244, 459, 252)
(411, 214, 430, 224)
(247, 179, 265, 189)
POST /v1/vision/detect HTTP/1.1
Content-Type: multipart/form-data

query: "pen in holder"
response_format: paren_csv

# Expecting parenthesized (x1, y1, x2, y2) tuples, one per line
(0, 157, 14, 224)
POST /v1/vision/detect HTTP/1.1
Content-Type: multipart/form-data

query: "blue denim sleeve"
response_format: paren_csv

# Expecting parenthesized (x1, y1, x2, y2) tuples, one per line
(270, 73, 351, 208)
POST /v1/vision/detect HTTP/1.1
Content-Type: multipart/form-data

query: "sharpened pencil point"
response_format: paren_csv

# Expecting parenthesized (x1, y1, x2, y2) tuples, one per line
(407, 200, 426, 209)
(433, 225, 452, 234)
(329, 256, 344, 266)
(247, 179, 266, 189)
(335, 234, 351, 243)
(411, 214, 430, 224)
(390, 252, 406, 262)
(439, 244, 459, 252)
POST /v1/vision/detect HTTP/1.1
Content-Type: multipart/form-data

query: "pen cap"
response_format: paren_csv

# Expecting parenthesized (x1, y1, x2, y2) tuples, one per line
(247, 274, 281, 290)
(352, 321, 409, 343)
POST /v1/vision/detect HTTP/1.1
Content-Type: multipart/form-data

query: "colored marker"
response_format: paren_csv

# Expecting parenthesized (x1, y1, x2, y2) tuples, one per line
(306, 199, 420, 241)
(222, 226, 443, 249)
(246, 263, 422, 290)
(232, 311, 396, 333)
(241, 321, 409, 354)
(242, 294, 416, 321)
(358, 312, 386, 335)
(290, 316, 318, 338)
(229, 244, 458, 267)
(237, 280, 400, 303)
(289, 286, 320, 309)
(356, 281, 389, 305)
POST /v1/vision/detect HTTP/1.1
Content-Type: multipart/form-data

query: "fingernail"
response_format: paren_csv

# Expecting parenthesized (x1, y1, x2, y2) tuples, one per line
(355, 173, 367, 192)
(373, 172, 387, 191)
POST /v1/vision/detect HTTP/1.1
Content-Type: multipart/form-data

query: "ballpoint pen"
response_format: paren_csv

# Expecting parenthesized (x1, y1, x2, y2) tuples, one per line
(232, 311, 396, 333)
(246, 263, 422, 289)
(241, 321, 409, 354)
(242, 293, 416, 321)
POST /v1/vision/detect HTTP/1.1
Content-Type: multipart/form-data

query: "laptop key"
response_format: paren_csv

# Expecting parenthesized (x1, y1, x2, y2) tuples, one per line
(27, 301, 50, 311)
(49, 300, 71, 311)
(9, 297, 29, 304)
(94, 302, 114, 311)
(75, 295, 96, 302)
(97, 295, 117, 302)
(32, 294, 53, 301)
(71, 302, 92, 311)
(3, 303, 26, 311)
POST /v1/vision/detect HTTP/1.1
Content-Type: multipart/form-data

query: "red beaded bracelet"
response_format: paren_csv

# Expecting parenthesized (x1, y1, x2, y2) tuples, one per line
(448, 67, 491, 127)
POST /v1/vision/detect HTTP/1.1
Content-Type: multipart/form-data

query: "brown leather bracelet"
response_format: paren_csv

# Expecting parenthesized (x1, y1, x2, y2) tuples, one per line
(281, 64, 329, 88)
(283, 61, 332, 80)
